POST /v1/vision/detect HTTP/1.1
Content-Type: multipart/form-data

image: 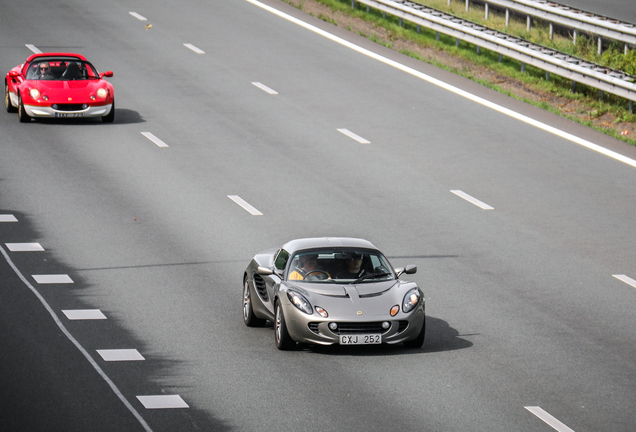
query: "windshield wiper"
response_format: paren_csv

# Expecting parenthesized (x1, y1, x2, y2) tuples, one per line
(353, 272, 390, 284)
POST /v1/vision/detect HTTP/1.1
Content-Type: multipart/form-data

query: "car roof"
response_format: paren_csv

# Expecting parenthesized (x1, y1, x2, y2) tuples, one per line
(281, 237, 378, 255)
(26, 52, 87, 63)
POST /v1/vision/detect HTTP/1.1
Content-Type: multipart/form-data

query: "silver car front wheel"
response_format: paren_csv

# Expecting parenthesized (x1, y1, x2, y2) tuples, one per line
(275, 300, 295, 350)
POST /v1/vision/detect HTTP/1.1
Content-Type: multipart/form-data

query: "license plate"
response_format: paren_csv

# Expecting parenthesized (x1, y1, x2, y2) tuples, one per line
(339, 334, 381, 345)
(55, 112, 84, 117)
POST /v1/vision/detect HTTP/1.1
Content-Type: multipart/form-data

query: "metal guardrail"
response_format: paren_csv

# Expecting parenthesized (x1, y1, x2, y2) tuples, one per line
(351, 0, 636, 104)
(475, 0, 636, 49)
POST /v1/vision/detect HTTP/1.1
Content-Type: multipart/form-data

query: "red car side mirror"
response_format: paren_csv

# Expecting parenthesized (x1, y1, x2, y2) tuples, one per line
(9, 71, 19, 78)
(100, 71, 113, 78)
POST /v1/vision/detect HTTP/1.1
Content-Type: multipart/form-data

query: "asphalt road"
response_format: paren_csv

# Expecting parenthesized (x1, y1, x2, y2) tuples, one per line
(1, 0, 635, 431)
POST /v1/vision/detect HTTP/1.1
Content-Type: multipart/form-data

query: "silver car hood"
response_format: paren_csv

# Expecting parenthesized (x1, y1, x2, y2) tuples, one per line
(287, 280, 397, 297)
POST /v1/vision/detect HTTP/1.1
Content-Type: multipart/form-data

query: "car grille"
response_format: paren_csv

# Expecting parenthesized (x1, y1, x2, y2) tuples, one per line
(52, 104, 88, 111)
(310, 321, 389, 335)
(253, 274, 268, 301)
(398, 320, 408, 333)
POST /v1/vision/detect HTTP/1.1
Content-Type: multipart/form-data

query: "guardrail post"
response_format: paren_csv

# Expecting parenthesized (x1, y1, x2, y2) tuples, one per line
(521, 62, 526, 73)
(505, 9, 509, 27)
(447, 0, 451, 6)
(456, 38, 460, 47)
(399, 17, 403, 26)
(352, 0, 355, 8)
(630, 101, 633, 113)
(367, 5, 370, 12)
(436, 31, 440, 41)
(598, 37, 602, 55)
(417, 24, 421, 33)
(546, 71, 550, 80)
(549, 23, 554, 40)
(485, 3, 489, 20)
(572, 81, 577, 92)
(527, 16, 531, 32)
(573, 30, 577, 45)
(499, 54, 502, 62)
(465, 0, 469, 12)
(599, 90, 604, 101)
(477, 46, 480, 54)
(625, 44, 629, 55)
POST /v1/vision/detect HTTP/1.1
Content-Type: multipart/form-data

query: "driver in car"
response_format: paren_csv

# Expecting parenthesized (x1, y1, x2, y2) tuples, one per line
(36, 62, 54, 80)
(289, 254, 331, 280)
(335, 253, 366, 279)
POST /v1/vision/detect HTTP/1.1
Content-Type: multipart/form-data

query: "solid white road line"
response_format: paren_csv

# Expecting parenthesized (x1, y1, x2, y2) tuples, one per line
(246, 0, 636, 170)
(450, 190, 494, 210)
(97, 349, 145, 361)
(228, 195, 263, 215)
(136, 395, 189, 409)
(184, 43, 205, 54)
(141, 132, 169, 148)
(337, 128, 371, 144)
(525, 406, 576, 432)
(0, 215, 18, 222)
(32, 274, 74, 284)
(252, 82, 279, 95)
(0, 245, 153, 432)
(5, 243, 44, 252)
(25, 44, 42, 54)
(62, 309, 107, 320)
(613, 274, 636, 289)
(129, 12, 147, 21)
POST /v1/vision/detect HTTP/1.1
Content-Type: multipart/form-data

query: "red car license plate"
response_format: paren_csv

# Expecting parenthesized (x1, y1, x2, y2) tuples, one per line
(55, 112, 84, 117)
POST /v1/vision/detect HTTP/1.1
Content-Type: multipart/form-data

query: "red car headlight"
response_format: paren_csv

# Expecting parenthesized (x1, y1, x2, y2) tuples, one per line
(29, 88, 40, 99)
(96, 88, 108, 99)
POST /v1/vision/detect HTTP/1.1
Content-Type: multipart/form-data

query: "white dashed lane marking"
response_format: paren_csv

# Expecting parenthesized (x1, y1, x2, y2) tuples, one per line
(137, 395, 189, 409)
(337, 128, 370, 144)
(129, 12, 147, 21)
(25, 44, 42, 54)
(62, 309, 107, 320)
(525, 406, 576, 432)
(252, 82, 278, 95)
(32, 274, 74, 284)
(0, 215, 18, 222)
(228, 195, 263, 215)
(5, 243, 45, 252)
(141, 132, 169, 148)
(183, 43, 205, 54)
(97, 349, 145, 361)
(613, 274, 636, 289)
(451, 190, 494, 210)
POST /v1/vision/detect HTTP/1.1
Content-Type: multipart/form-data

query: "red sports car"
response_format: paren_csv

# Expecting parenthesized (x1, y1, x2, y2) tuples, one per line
(5, 52, 114, 123)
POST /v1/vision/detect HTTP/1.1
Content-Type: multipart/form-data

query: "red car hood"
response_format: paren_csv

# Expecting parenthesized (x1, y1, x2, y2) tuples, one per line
(28, 79, 109, 102)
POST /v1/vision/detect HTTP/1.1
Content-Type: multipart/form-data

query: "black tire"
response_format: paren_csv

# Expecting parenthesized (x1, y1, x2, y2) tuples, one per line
(18, 94, 30, 122)
(5, 84, 17, 113)
(274, 300, 295, 350)
(243, 278, 266, 327)
(102, 99, 115, 123)
(403, 320, 426, 349)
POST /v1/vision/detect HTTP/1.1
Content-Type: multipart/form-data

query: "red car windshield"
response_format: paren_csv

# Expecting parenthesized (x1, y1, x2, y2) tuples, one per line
(26, 59, 100, 81)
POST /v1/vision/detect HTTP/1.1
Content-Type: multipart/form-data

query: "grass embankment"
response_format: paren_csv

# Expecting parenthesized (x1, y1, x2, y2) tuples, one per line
(282, 0, 636, 145)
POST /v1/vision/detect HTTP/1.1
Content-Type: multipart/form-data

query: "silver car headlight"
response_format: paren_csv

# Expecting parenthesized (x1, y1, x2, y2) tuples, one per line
(287, 290, 313, 315)
(402, 288, 421, 313)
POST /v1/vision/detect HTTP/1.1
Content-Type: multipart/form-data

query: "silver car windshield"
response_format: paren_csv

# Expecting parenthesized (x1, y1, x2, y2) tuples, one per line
(287, 248, 395, 283)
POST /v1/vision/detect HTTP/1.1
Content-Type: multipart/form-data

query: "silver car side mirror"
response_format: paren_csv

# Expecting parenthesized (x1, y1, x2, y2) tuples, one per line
(395, 265, 417, 277)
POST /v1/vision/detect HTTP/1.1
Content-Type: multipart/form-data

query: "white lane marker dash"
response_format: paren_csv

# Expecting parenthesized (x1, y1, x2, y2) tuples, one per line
(5, 243, 45, 252)
(62, 309, 107, 320)
(141, 132, 169, 148)
(525, 407, 576, 432)
(184, 43, 205, 54)
(337, 128, 370, 144)
(97, 349, 145, 361)
(33, 274, 74, 284)
(0, 215, 18, 222)
(137, 395, 189, 409)
(613, 274, 636, 289)
(228, 195, 263, 216)
(252, 82, 278, 95)
(25, 44, 42, 54)
(129, 12, 147, 21)
(450, 190, 494, 210)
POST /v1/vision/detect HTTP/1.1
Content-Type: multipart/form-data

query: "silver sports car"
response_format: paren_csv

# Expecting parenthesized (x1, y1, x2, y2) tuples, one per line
(242, 237, 425, 350)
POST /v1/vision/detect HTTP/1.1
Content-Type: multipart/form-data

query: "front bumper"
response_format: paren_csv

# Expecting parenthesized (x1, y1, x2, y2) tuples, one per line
(282, 301, 425, 346)
(24, 103, 112, 118)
